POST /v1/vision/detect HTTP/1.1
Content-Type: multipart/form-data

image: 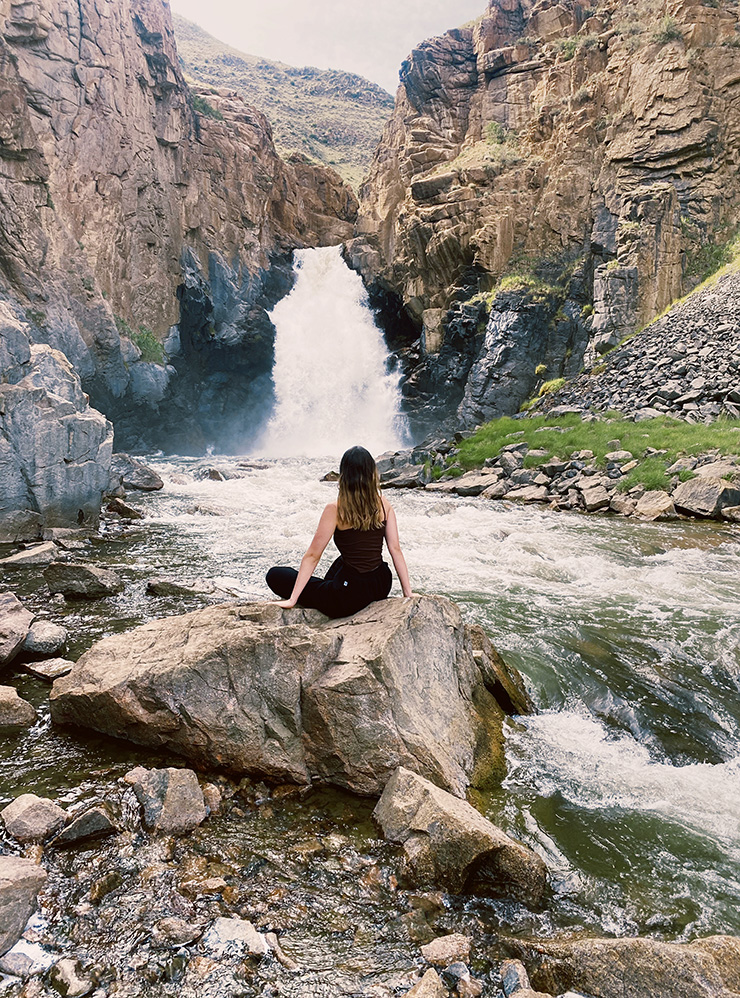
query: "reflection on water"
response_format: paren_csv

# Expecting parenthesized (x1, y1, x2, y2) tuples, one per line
(2, 454, 740, 958)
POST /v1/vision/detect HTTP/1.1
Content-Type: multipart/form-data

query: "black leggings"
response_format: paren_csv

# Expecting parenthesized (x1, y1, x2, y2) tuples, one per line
(266, 556, 392, 620)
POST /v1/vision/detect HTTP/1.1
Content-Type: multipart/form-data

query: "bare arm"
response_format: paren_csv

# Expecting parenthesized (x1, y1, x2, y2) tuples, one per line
(383, 501, 414, 598)
(272, 503, 337, 608)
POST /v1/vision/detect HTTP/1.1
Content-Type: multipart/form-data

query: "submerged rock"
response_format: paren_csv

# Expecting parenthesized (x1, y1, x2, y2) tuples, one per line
(50, 596, 519, 797)
(0, 686, 37, 732)
(202, 916, 269, 958)
(43, 562, 124, 600)
(374, 767, 547, 905)
(48, 958, 95, 997)
(124, 767, 207, 835)
(0, 857, 47, 957)
(1, 794, 66, 843)
(0, 593, 33, 666)
(509, 934, 740, 998)
(407, 969, 447, 997)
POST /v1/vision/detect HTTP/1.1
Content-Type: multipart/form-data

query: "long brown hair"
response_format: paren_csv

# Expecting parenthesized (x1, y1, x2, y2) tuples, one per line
(337, 446, 384, 530)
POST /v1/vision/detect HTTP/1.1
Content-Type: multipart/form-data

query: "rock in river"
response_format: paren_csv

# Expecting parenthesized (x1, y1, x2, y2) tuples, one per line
(43, 562, 124, 600)
(0, 856, 47, 957)
(374, 767, 547, 905)
(0, 687, 36, 732)
(124, 766, 207, 835)
(109, 453, 164, 492)
(1, 794, 66, 843)
(508, 934, 740, 998)
(0, 593, 33, 666)
(50, 596, 522, 797)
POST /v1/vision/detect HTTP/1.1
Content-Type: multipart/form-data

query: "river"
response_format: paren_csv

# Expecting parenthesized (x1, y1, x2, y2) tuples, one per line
(1, 248, 740, 994)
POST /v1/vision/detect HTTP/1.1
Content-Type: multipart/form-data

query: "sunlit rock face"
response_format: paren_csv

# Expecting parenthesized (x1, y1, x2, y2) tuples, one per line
(350, 0, 740, 427)
(0, 0, 357, 453)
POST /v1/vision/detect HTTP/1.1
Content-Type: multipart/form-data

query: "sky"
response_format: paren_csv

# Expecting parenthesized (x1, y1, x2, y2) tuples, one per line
(168, 0, 488, 94)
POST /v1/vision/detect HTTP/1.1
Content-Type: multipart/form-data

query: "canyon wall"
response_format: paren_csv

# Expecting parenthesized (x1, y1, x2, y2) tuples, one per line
(349, 0, 740, 432)
(0, 0, 357, 456)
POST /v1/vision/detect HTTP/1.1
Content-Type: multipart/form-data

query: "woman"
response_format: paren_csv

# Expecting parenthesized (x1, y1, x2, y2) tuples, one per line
(266, 446, 413, 618)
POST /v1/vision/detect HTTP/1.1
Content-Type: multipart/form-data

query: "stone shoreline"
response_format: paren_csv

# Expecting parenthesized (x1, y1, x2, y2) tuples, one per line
(377, 440, 740, 524)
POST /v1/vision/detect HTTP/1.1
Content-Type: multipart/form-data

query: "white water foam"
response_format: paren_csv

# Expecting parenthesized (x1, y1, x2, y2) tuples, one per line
(258, 246, 407, 458)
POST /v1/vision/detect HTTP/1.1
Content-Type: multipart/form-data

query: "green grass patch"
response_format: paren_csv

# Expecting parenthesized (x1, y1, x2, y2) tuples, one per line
(456, 414, 740, 484)
(192, 94, 224, 120)
(539, 378, 565, 397)
(131, 325, 165, 364)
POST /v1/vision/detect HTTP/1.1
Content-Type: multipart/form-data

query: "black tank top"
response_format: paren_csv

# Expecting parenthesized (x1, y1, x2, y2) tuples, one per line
(334, 523, 386, 573)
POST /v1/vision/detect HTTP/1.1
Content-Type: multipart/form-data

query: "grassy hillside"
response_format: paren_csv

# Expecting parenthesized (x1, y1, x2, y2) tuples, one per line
(173, 14, 395, 190)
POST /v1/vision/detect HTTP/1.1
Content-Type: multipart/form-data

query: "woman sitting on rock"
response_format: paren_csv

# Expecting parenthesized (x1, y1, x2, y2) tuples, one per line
(266, 445, 413, 619)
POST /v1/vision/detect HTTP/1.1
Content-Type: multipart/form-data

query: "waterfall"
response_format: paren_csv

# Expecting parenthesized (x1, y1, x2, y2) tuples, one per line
(258, 246, 408, 458)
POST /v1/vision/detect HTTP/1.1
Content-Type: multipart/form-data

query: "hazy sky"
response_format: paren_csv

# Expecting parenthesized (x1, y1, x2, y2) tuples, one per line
(168, 0, 487, 93)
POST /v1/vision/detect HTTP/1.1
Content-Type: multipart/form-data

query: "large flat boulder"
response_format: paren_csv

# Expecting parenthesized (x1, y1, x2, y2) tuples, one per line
(374, 767, 547, 906)
(50, 597, 520, 797)
(0, 856, 47, 957)
(508, 934, 740, 998)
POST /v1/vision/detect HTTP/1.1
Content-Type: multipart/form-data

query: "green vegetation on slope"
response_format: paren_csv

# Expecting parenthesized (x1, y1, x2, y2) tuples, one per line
(456, 413, 740, 492)
(173, 14, 394, 190)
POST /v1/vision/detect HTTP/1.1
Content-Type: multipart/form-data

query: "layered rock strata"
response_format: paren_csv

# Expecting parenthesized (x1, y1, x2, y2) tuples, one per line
(350, 0, 740, 429)
(49, 596, 528, 797)
(0, 0, 357, 453)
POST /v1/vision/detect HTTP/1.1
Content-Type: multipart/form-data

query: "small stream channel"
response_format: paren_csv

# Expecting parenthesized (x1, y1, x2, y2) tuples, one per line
(2, 455, 740, 997)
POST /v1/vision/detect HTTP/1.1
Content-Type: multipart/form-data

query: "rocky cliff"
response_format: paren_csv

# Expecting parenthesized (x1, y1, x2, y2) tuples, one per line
(0, 0, 357, 457)
(349, 0, 740, 433)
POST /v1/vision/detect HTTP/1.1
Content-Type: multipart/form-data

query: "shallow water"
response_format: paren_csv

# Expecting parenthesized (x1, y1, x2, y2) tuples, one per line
(1, 454, 740, 994)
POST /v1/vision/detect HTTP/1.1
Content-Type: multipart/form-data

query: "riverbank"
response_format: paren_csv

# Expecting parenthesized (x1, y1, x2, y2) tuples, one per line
(379, 413, 740, 524)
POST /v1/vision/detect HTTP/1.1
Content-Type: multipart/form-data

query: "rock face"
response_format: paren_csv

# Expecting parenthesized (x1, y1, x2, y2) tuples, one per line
(350, 0, 740, 430)
(0, 319, 113, 541)
(374, 767, 547, 905)
(50, 597, 522, 797)
(0, 856, 47, 957)
(510, 934, 740, 998)
(0, 0, 358, 456)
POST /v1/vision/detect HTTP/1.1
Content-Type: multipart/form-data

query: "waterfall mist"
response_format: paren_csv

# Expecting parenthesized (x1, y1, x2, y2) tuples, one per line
(257, 246, 408, 458)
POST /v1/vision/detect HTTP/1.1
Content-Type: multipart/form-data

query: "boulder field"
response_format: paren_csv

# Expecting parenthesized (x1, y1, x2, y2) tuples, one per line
(50, 595, 530, 798)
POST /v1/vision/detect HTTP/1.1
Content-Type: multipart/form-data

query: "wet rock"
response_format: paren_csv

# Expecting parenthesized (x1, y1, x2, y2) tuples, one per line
(106, 498, 145, 520)
(500, 958, 531, 995)
(51, 596, 518, 797)
(48, 958, 95, 997)
(721, 504, 740, 523)
(406, 968, 447, 997)
(509, 934, 740, 998)
(202, 784, 222, 816)
(374, 767, 547, 904)
(145, 576, 251, 599)
(421, 933, 471, 965)
(0, 543, 60, 570)
(0, 592, 33, 666)
(89, 870, 123, 904)
(673, 478, 740, 519)
(202, 916, 269, 957)
(0, 686, 37, 731)
(1, 794, 66, 842)
(151, 917, 203, 947)
(264, 932, 300, 972)
(0, 856, 47, 957)
(124, 767, 207, 835)
(109, 454, 164, 492)
(43, 562, 124, 600)
(635, 490, 676, 520)
(24, 658, 74, 682)
(50, 805, 118, 849)
(22, 620, 67, 658)
(468, 624, 533, 717)
(0, 940, 56, 978)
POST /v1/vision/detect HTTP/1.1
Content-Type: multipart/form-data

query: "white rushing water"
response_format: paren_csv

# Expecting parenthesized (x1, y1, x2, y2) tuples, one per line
(259, 247, 407, 457)
(137, 458, 740, 937)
